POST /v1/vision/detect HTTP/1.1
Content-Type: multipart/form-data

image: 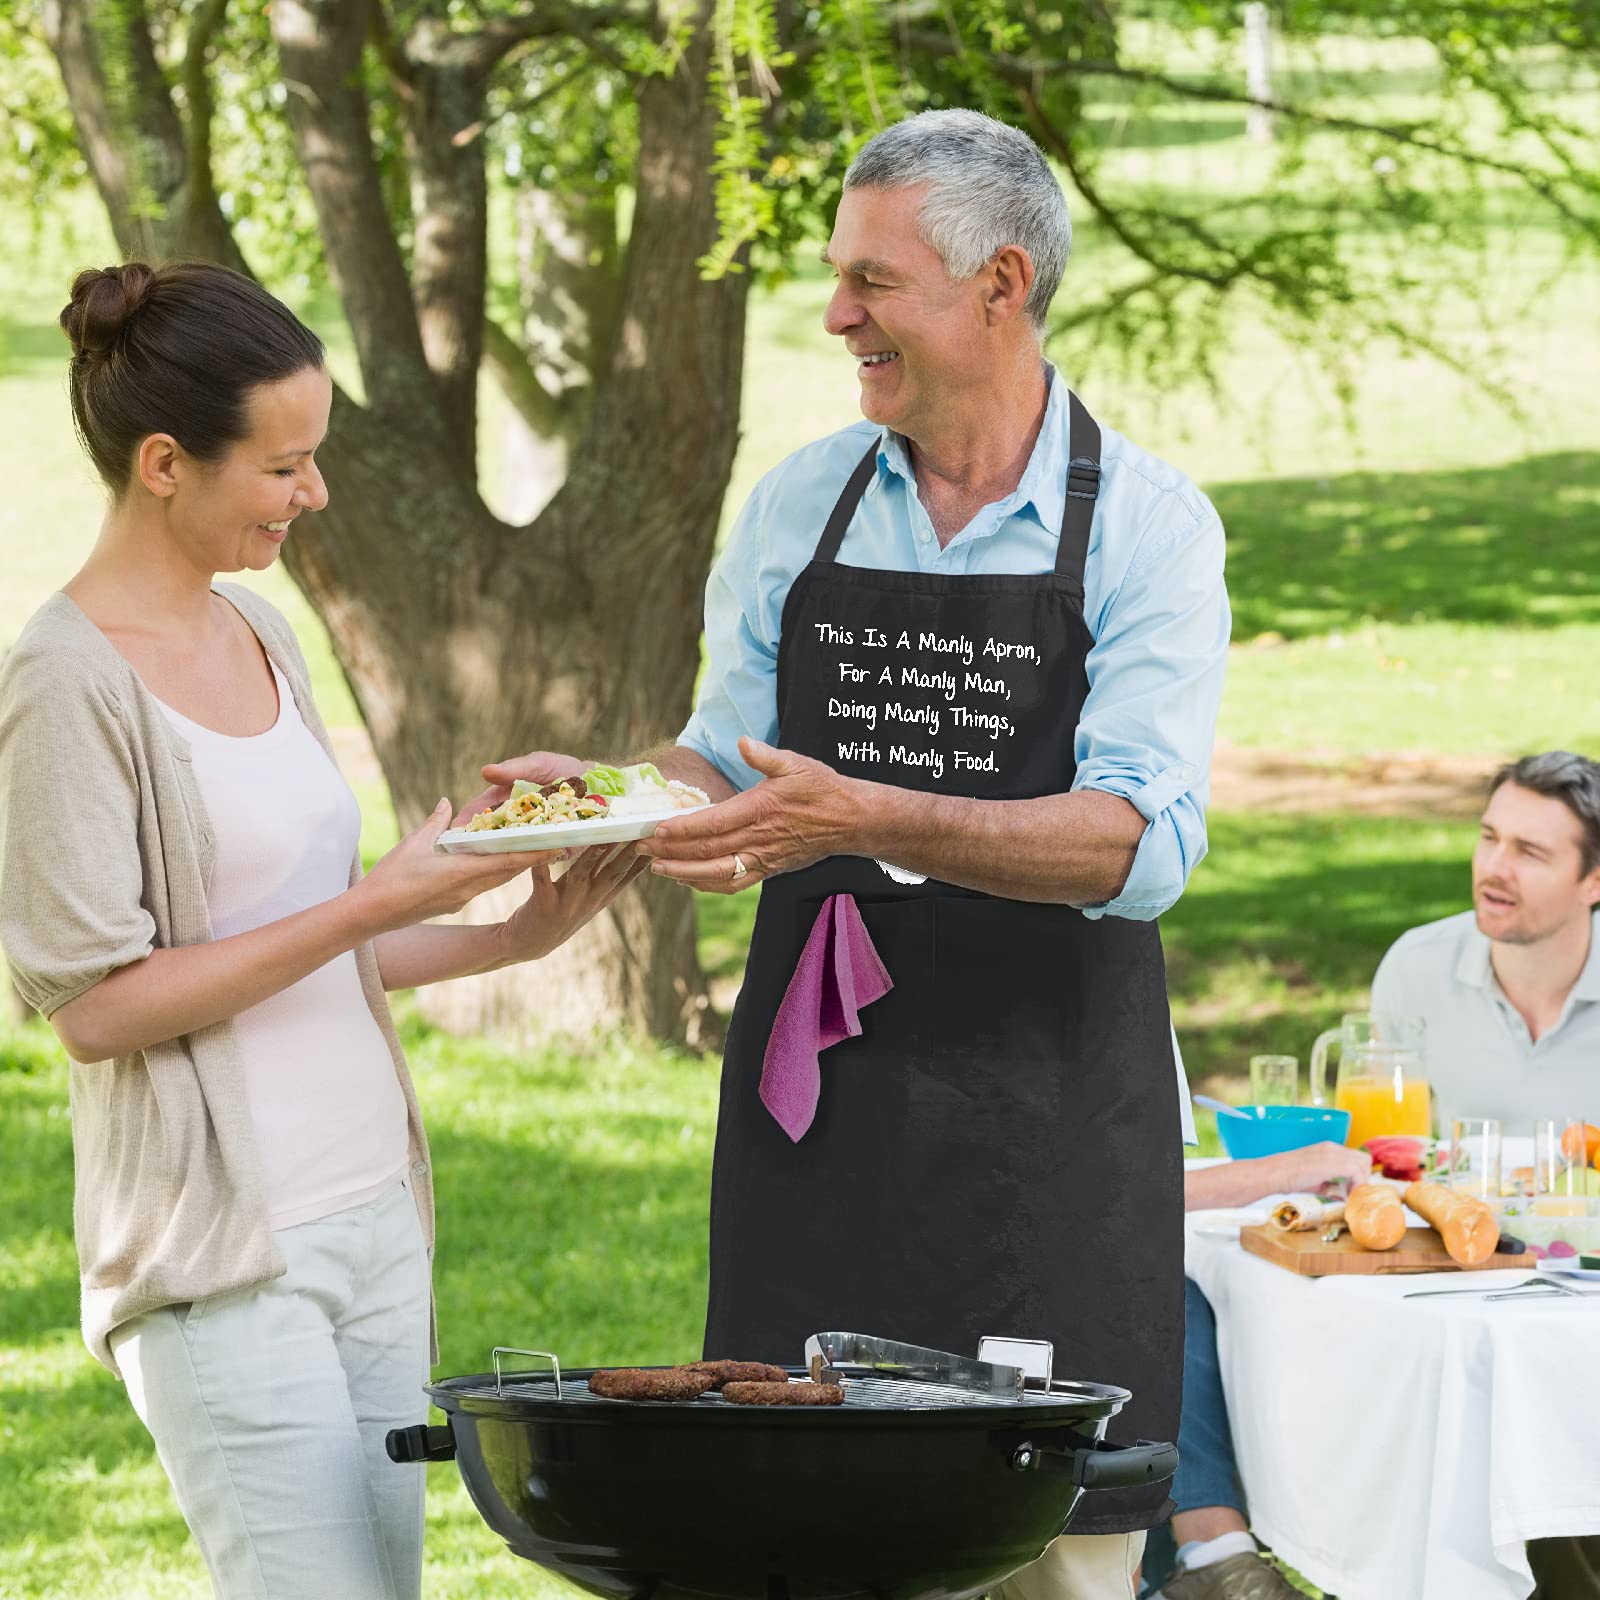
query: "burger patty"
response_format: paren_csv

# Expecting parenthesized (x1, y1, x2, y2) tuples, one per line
(587, 1367, 717, 1401)
(688, 1360, 791, 1389)
(721, 1381, 845, 1407)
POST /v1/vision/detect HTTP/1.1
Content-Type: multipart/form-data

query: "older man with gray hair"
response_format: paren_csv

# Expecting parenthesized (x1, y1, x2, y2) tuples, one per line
(487, 107, 1231, 1597)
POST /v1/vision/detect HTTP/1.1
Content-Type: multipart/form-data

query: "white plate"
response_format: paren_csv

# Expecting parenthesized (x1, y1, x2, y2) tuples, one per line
(1535, 1256, 1600, 1282)
(436, 804, 709, 855)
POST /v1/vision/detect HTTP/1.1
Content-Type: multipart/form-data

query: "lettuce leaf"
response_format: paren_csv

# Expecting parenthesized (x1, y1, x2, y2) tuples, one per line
(582, 761, 669, 797)
(580, 764, 629, 796)
(621, 762, 667, 794)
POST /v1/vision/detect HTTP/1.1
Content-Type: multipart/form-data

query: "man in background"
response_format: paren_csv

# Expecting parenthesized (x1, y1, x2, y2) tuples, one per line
(1146, 750, 1600, 1600)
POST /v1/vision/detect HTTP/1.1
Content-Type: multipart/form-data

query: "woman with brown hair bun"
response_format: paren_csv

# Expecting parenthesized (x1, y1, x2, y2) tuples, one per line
(0, 261, 644, 1600)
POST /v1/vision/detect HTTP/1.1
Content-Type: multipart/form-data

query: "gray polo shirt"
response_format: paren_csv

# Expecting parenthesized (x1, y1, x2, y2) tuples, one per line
(1370, 908, 1600, 1129)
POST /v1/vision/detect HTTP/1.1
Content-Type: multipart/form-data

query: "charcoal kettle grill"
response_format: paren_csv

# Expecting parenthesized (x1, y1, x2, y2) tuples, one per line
(388, 1332, 1177, 1600)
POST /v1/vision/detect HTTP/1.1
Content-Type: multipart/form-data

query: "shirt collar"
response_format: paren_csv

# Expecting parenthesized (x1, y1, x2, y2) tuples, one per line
(1575, 908, 1600, 1000)
(874, 362, 1069, 535)
(1454, 908, 1600, 1001)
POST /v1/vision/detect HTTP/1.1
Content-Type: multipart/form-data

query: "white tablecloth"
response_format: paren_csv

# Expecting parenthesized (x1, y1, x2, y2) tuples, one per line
(1186, 1217, 1600, 1600)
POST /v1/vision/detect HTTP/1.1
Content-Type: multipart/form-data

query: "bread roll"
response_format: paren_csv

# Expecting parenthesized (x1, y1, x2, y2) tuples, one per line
(1345, 1183, 1406, 1251)
(1403, 1181, 1499, 1267)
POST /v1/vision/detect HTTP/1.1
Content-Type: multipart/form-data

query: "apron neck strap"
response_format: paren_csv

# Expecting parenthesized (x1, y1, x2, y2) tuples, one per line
(1056, 389, 1101, 583)
(810, 392, 1103, 576)
(813, 441, 880, 565)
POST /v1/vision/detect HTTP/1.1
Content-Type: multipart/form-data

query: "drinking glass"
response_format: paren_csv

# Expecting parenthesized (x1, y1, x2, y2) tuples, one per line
(1451, 1118, 1502, 1201)
(1530, 1119, 1594, 1213)
(1249, 1055, 1298, 1106)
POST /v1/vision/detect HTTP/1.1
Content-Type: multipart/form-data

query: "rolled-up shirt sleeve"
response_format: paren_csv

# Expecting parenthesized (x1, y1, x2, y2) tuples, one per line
(678, 476, 782, 793)
(1072, 494, 1230, 921)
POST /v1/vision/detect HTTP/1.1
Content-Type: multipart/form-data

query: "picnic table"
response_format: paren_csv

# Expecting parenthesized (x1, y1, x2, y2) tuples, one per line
(1184, 1170, 1600, 1600)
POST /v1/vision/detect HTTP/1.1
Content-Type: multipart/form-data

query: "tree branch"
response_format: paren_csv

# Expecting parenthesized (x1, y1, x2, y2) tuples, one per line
(271, 0, 437, 423)
(367, 0, 416, 96)
(482, 315, 566, 438)
(1022, 88, 1248, 290)
(450, 0, 646, 80)
(181, 0, 230, 227)
(402, 40, 492, 454)
(41, 0, 243, 266)
(902, 28, 1599, 243)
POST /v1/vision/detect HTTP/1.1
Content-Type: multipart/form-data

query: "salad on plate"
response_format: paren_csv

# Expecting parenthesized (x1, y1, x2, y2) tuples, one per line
(464, 762, 709, 833)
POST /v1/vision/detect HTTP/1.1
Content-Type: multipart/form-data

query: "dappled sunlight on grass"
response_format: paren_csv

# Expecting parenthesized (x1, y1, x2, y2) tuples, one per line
(1221, 621, 1600, 753)
(1218, 453, 1600, 640)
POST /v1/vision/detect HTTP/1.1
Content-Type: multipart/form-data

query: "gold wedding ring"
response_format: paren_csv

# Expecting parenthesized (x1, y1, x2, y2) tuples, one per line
(731, 854, 748, 879)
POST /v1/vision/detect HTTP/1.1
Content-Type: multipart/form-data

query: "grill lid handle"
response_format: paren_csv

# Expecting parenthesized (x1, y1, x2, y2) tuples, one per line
(804, 1332, 1024, 1396)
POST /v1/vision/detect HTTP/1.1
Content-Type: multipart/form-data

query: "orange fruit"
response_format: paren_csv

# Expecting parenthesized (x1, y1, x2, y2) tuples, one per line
(1559, 1122, 1600, 1164)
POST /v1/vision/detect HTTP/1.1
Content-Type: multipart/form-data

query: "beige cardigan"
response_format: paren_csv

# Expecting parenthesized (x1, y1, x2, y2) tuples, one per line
(0, 585, 436, 1374)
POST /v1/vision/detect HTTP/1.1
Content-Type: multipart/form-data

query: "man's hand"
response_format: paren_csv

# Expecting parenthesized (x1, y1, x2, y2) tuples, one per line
(638, 737, 866, 893)
(454, 750, 590, 828)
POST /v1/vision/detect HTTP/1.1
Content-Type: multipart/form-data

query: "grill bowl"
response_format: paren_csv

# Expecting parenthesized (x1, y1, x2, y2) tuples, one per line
(412, 1365, 1160, 1600)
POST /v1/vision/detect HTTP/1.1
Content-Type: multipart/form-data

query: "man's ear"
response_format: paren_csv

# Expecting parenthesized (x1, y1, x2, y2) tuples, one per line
(1582, 861, 1600, 910)
(135, 433, 183, 499)
(983, 244, 1035, 326)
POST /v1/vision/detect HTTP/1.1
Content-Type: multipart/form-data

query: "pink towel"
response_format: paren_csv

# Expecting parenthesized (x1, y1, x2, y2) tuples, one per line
(760, 893, 894, 1142)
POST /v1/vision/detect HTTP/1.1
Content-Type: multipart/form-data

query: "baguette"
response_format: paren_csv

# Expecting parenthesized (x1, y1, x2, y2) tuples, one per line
(1403, 1181, 1499, 1267)
(1344, 1184, 1408, 1254)
(1345, 1183, 1407, 1250)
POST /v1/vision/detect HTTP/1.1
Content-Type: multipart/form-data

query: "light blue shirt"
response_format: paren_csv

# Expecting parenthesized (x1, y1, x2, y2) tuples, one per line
(679, 369, 1231, 921)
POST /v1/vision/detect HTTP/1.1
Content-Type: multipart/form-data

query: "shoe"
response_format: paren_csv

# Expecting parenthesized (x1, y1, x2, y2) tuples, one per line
(1154, 1551, 1304, 1600)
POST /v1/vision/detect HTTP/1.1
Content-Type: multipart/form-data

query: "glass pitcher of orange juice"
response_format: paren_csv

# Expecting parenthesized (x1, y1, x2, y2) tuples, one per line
(1309, 1013, 1430, 1149)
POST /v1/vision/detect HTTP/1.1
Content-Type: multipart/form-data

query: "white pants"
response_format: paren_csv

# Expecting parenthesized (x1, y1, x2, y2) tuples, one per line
(110, 1178, 432, 1600)
(991, 1530, 1147, 1600)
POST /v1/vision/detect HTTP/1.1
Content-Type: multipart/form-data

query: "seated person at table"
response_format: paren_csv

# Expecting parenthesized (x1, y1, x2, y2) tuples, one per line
(1143, 749, 1600, 1600)
(1138, 1144, 1370, 1600)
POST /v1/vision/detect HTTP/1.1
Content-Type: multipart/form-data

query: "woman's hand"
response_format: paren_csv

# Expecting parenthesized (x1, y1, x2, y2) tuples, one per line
(493, 843, 650, 965)
(357, 799, 563, 933)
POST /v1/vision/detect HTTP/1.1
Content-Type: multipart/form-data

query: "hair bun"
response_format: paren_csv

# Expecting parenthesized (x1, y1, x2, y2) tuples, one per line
(59, 263, 158, 360)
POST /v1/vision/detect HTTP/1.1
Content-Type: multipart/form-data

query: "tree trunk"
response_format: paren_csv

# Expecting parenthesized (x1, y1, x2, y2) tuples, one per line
(411, 3, 749, 1049)
(47, 0, 748, 1048)
(270, 0, 746, 1048)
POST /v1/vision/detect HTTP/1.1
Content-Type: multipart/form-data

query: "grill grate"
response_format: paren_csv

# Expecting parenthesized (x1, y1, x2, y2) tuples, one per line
(447, 1370, 1107, 1412)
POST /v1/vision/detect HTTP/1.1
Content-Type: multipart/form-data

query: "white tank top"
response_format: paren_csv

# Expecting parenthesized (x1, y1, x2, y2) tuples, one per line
(157, 658, 409, 1230)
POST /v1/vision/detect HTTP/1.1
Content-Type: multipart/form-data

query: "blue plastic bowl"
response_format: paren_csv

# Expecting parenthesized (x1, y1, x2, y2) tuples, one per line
(1215, 1104, 1353, 1160)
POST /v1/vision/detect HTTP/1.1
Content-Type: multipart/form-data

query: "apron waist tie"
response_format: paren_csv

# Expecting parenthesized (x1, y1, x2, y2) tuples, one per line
(759, 893, 894, 1142)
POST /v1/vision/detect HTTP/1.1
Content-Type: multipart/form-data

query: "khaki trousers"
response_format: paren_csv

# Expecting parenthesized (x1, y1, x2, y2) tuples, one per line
(991, 1531, 1147, 1600)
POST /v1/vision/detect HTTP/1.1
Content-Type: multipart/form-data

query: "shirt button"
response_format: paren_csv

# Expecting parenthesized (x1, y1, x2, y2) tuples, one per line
(919, 529, 931, 543)
(412, 1160, 429, 1176)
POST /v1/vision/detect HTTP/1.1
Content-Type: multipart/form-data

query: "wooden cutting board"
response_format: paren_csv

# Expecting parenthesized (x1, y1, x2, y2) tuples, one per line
(1240, 1223, 1535, 1276)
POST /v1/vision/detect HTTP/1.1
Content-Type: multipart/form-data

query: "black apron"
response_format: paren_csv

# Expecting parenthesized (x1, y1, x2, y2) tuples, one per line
(704, 392, 1182, 1533)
